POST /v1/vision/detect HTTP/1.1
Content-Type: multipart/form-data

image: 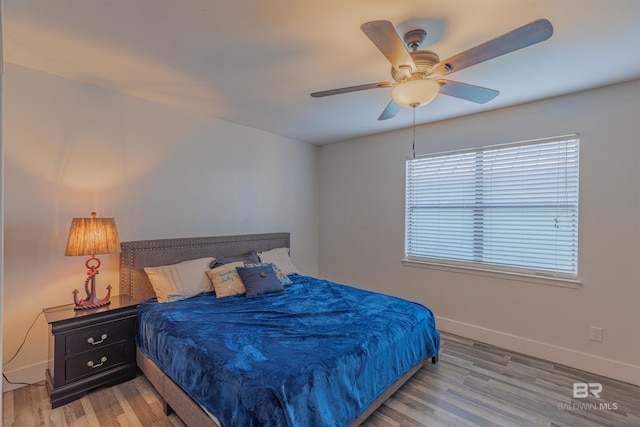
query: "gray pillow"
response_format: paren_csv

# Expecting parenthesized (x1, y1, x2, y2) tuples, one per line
(210, 251, 260, 269)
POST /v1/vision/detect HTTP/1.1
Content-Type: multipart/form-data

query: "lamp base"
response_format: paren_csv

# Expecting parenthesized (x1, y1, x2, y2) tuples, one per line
(73, 294, 111, 310)
(73, 275, 112, 310)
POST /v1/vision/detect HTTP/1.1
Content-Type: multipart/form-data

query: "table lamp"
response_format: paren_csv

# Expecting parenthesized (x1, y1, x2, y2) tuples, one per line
(65, 212, 121, 310)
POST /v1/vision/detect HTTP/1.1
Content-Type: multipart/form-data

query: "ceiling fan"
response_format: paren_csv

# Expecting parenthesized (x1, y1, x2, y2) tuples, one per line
(311, 19, 553, 120)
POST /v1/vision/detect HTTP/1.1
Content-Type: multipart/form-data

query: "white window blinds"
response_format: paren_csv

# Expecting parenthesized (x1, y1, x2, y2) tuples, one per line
(405, 135, 580, 277)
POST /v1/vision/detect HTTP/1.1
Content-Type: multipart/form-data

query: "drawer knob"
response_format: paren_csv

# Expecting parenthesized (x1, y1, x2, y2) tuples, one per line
(87, 356, 108, 368)
(87, 334, 108, 345)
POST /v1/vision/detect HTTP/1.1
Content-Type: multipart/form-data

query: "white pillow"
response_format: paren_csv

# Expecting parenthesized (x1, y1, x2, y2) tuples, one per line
(144, 257, 215, 303)
(258, 247, 300, 276)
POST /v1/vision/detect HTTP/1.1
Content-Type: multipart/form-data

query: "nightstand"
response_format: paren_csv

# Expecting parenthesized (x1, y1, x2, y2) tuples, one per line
(44, 295, 138, 408)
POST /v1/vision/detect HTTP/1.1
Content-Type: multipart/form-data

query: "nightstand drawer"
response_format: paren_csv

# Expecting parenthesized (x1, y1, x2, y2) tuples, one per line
(65, 319, 130, 355)
(65, 342, 127, 382)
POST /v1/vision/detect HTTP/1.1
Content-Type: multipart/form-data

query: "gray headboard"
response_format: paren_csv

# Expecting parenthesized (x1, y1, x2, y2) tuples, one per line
(119, 232, 290, 302)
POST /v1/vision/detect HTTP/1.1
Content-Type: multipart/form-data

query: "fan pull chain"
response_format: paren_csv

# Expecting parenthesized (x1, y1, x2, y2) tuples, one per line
(412, 106, 416, 159)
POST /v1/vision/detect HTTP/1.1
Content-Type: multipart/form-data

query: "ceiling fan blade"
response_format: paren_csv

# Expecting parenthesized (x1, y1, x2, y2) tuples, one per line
(311, 82, 393, 98)
(437, 79, 499, 104)
(378, 100, 401, 120)
(433, 19, 553, 76)
(361, 20, 415, 73)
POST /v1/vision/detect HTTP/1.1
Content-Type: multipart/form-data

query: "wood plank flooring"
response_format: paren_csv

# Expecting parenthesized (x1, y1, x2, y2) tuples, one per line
(3, 332, 639, 426)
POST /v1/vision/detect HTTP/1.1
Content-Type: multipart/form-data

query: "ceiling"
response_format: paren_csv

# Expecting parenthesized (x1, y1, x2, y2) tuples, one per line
(4, 0, 640, 145)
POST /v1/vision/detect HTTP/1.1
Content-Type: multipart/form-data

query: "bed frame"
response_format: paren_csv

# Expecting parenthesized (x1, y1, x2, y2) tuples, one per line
(119, 232, 432, 426)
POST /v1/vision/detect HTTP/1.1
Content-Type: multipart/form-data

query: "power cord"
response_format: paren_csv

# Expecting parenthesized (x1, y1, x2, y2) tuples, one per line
(2, 311, 47, 387)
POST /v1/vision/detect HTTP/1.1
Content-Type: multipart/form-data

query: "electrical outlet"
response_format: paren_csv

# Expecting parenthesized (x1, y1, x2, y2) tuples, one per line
(590, 326, 603, 342)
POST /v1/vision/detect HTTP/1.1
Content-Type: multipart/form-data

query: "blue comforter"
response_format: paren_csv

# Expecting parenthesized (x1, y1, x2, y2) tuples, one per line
(137, 274, 439, 427)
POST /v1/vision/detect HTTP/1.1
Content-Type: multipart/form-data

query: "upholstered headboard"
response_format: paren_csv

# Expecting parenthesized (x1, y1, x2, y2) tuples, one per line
(119, 232, 290, 302)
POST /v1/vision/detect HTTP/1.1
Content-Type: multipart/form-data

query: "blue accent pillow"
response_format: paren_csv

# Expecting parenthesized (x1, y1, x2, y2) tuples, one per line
(236, 265, 284, 297)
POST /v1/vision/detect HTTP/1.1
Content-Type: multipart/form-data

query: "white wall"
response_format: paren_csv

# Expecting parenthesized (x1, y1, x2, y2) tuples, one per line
(318, 80, 640, 385)
(2, 64, 318, 391)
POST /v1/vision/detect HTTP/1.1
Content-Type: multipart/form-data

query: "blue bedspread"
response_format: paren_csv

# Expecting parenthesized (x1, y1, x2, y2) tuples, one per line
(137, 274, 439, 427)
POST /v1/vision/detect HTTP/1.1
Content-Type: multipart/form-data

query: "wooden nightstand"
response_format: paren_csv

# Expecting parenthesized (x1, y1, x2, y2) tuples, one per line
(44, 295, 138, 408)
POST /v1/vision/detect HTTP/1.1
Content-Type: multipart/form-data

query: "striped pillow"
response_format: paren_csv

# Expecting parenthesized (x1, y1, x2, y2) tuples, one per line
(258, 247, 300, 276)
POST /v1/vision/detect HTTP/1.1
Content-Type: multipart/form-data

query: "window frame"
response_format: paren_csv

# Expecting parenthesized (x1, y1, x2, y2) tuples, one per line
(404, 135, 580, 283)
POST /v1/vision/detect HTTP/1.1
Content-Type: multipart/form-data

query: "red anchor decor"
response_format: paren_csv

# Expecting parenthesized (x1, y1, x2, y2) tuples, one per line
(72, 254, 113, 309)
(65, 212, 120, 310)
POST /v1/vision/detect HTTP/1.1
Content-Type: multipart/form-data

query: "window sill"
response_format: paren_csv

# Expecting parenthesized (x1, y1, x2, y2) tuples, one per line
(402, 258, 582, 289)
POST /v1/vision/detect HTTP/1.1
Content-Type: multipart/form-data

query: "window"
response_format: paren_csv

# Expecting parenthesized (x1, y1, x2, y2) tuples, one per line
(405, 135, 579, 278)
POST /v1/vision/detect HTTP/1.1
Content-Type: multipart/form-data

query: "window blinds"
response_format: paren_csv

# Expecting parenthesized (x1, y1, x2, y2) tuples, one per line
(405, 135, 579, 277)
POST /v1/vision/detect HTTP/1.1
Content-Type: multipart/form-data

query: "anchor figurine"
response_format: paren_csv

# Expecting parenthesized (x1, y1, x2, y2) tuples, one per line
(73, 254, 112, 310)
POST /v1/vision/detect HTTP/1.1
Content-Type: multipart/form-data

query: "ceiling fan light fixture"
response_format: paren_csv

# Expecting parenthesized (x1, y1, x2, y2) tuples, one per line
(391, 79, 440, 108)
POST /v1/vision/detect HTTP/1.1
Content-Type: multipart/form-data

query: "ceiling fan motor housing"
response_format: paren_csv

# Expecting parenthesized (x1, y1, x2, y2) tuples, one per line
(391, 50, 441, 82)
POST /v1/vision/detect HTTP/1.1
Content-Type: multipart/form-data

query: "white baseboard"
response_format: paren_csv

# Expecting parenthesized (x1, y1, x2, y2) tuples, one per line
(436, 316, 640, 386)
(2, 361, 47, 393)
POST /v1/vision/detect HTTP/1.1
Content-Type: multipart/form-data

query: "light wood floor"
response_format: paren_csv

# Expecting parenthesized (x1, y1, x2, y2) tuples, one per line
(3, 332, 639, 426)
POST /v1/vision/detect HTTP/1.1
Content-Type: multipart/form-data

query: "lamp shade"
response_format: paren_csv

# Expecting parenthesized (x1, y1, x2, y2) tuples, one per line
(65, 212, 121, 256)
(391, 79, 440, 108)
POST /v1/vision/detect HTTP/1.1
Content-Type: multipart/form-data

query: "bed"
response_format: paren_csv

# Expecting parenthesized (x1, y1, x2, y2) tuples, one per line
(119, 232, 439, 426)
